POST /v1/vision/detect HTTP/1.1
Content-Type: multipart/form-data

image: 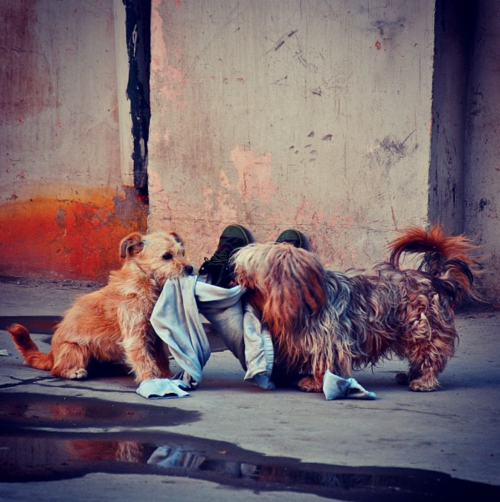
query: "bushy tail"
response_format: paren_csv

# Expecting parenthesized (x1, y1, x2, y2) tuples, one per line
(389, 226, 481, 303)
(6, 323, 54, 370)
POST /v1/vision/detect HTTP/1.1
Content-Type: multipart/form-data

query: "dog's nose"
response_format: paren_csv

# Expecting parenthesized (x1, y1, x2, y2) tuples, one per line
(184, 265, 194, 275)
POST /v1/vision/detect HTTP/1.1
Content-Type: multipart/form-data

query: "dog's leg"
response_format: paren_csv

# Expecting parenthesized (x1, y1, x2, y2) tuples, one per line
(297, 375, 323, 392)
(407, 336, 456, 391)
(403, 317, 456, 392)
(51, 342, 89, 379)
(120, 314, 169, 382)
(395, 369, 438, 389)
(406, 363, 441, 392)
(297, 357, 341, 393)
(150, 336, 172, 379)
(297, 346, 352, 393)
(122, 335, 165, 382)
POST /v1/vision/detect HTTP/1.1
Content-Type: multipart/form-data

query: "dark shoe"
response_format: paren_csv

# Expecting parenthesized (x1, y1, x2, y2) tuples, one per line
(199, 225, 253, 287)
(275, 229, 309, 249)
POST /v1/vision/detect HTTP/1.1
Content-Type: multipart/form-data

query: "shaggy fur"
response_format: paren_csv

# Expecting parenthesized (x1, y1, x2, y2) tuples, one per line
(7, 231, 193, 382)
(232, 226, 480, 392)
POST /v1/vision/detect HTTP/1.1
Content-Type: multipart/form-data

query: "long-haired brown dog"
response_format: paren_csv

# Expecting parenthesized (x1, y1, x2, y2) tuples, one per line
(7, 231, 193, 382)
(232, 226, 480, 392)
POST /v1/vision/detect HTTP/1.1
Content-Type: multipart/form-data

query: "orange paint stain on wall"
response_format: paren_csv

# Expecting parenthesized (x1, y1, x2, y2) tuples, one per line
(0, 189, 147, 282)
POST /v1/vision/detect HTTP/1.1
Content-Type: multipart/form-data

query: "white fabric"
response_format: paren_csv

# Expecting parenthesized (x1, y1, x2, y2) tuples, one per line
(195, 279, 247, 369)
(242, 303, 275, 389)
(150, 276, 210, 388)
(136, 378, 190, 399)
(323, 370, 377, 400)
(143, 276, 275, 398)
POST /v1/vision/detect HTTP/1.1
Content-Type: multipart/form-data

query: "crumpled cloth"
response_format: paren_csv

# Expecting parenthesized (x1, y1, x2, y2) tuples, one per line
(241, 303, 275, 390)
(196, 278, 274, 389)
(323, 370, 377, 400)
(149, 276, 211, 390)
(136, 378, 190, 399)
(138, 276, 375, 401)
(139, 276, 274, 399)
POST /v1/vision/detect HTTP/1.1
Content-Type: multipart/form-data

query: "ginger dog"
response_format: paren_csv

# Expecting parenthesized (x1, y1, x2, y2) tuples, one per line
(232, 226, 481, 392)
(7, 231, 193, 382)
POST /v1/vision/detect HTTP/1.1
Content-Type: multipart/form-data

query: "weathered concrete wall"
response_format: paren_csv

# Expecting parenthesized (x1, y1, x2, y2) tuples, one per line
(429, 0, 474, 235)
(0, 0, 147, 282)
(3, 0, 498, 300)
(463, 0, 500, 300)
(148, 0, 435, 271)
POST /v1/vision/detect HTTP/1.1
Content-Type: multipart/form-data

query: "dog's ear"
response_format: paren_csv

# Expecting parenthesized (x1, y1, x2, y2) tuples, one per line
(119, 232, 144, 259)
(169, 231, 184, 246)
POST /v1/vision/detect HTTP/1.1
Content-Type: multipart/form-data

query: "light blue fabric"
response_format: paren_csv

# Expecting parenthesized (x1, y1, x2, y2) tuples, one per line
(144, 276, 275, 399)
(136, 378, 190, 399)
(196, 280, 274, 387)
(323, 370, 377, 400)
(143, 276, 375, 401)
(147, 445, 205, 468)
(195, 280, 247, 369)
(242, 303, 275, 390)
(150, 276, 210, 388)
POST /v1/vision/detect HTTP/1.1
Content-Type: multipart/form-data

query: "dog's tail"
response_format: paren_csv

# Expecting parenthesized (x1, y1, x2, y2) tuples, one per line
(389, 226, 481, 303)
(6, 323, 54, 370)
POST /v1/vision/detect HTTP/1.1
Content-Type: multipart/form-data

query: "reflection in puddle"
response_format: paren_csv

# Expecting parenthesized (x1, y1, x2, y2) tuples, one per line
(1, 437, 499, 501)
(146, 445, 500, 500)
(5, 399, 149, 424)
(71, 439, 153, 463)
(147, 444, 396, 492)
(0, 393, 200, 430)
(1, 380, 499, 500)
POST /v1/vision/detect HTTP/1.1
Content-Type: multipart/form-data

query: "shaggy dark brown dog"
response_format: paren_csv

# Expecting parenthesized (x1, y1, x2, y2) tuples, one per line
(232, 226, 480, 392)
(7, 231, 193, 382)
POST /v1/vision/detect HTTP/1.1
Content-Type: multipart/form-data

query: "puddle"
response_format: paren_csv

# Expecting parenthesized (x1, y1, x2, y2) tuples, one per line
(1, 434, 499, 501)
(0, 393, 201, 430)
(1, 395, 499, 501)
(1, 318, 499, 500)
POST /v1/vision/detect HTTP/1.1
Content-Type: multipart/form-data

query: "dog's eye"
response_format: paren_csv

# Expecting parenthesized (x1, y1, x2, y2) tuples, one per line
(163, 253, 173, 260)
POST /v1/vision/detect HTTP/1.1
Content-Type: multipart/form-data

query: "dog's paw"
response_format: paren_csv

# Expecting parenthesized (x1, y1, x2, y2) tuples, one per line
(409, 378, 439, 392)
(61, 368, 88, 380)
(298, 376, 322, 393)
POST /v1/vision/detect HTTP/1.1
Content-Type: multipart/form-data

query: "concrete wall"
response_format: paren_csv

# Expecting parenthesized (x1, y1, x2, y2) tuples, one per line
(0, 0, 147, 282)
(429, 0, 474, 235)
(463, 0, 500, 300)
(148, 0, 435, 271)
(1, 0, 498, 300)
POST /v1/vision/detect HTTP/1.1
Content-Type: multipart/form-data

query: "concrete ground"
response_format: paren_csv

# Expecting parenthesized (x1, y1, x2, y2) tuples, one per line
(0, 278, 499, 501)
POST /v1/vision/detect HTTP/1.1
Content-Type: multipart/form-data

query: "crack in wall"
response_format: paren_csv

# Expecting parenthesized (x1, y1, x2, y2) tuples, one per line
(123, 0, 151, 198)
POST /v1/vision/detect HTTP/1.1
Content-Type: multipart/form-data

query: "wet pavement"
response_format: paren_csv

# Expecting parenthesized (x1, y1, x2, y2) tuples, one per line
(1, 279, 500, 501)
(1, 392, 499, 501)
